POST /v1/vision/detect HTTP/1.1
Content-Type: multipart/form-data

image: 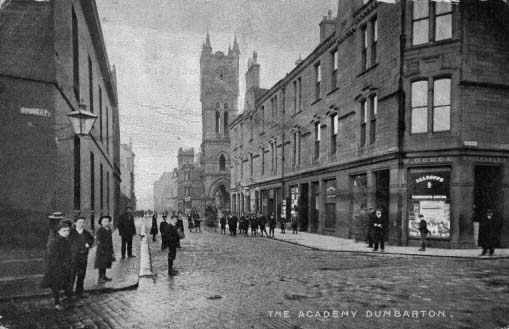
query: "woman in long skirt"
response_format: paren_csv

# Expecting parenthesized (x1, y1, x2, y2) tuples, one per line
(150, 213, 159, 242)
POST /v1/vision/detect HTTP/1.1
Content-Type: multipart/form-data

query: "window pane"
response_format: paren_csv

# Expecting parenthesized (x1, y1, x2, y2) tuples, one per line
(435, 2, 452, 14)
(434, 79, 451, 106)
(434, 106, 450, 132)
(334, 115, 339, 134)
(316, 124, 321, 141)
(373, 19, 377, 42)
(435, 14, 452, 41)
(363, 28, 368, 48)
(413, 19, 429, 45)
(411, 81, 428, 108)
(413, 0, 429, 19)
(412, 107, 428, 133)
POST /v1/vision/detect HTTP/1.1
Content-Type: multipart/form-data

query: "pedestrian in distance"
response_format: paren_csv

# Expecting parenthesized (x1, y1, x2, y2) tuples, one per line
(291, 213, 298, 234)
(69, 217, 94, 298)
(175, 213, 184, 248)
(268, 213, 276, 238)
(166, 215, 181, 276)
(220, 213, 226, 235)
(193, 210, 202, 233)
(41, 220, 73, 311)
(118, 206, 136, 258)
(187, 212, 194, 232)
(259, 213, 268, 237)
(249, 214, 257, 237)
(372, 208, 387, 252)
(366, 208, 375, 249)
(150, 213, 158, 242)
(94, 215, 115, 284)
(160, 215, 169, 250)
(231, 213, 238, 236)
(479, 209, 501, 256)
(280, 215, 286, 234)
(418, 214, 429, 252)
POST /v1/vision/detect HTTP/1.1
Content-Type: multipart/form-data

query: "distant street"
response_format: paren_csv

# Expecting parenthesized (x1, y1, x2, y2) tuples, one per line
(1, 220, 509, 329)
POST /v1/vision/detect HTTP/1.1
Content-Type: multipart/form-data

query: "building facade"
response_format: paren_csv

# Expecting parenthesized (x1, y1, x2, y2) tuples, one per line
(120, 142, 136, 211)
(176, 148, 203, 214)
(0, 0, 121, 247)
(199, 33, 239, 214)
(153, 170, 177, 214)
(230, 0, 509, 248)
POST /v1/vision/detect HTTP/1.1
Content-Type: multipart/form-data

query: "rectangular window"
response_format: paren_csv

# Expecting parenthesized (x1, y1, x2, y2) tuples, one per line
(262, 148, 265, 176)
(74, 136, 81, 210)
(371, 18, 378, 65)
(360, 100, 367, 146)
(90, 152, 95, 210)
(100, 163, 103, 210)
(330, 114, 338, 154)
(297, 78, 302, 112)
(99, 87, 102, 138)
(106, 107, 109, 153)
(293, 80, 297, 113)
(315, 63, 321, 100)
(411, 80, 429, 133)
(370, 95, 377, 143)
(435, 2, 452, 41)
(297, 132, 301, 166)
(433, 78, 451, 132)
(292, 132, 297, 167)
(72, 8, 79, 101)
(412, 1, 430, 45)
(250, 115, 253, 140)
(106, 172, 110, 212)
(331, 50, 338, 90)
(314, 123, 320, 160)
(88, 57, 93, 114)
(361, 26, 368, 70)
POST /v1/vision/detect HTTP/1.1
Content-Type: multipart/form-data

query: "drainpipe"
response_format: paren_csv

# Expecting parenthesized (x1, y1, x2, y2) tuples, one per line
(397, 0, 407, 246)
(281, 84, 286, 220)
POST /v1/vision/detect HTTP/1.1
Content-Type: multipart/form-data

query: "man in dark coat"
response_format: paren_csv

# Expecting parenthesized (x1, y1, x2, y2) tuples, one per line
(167, 216, 181, 276)
(118, 207, 136, 258)
(259, 213, 268, 237)
(268, 213, 276, 238)
(418, 214, 429, 251)
(160, 215, 169, 250)
(69, 217, 94, 298)
(175, 214, 184, 248)
(150, 213, 158, 242)
(366, 209, 376, 248)
(231, 213, 238, 236)
(479, 209, 501, 256)
(372, 208, 387, 252)
(41, 220, 73, 310)
(193, 210, 202, 232)
(94, 216, 115, 283)
(220, 213, 227, 235)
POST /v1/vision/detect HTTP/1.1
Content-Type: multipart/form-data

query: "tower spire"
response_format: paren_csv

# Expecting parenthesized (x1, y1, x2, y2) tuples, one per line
(202, 30, 212, 56)
(232, 34, 240, 55)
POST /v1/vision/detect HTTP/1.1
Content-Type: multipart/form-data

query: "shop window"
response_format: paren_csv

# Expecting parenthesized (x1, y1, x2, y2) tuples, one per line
(433, 78, 451, 132)
(408, 168, 451, 238)
(325, 180, 337, 229)
(411, 80, 428, 133)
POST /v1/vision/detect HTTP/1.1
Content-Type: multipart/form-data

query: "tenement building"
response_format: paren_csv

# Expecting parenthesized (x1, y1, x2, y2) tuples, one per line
(120, 142, 136, 212)
(153, 170, 178, 214)
(230, 0, 509, 248)
(0, 0, 121, 247)
(199, 33, 239, 214)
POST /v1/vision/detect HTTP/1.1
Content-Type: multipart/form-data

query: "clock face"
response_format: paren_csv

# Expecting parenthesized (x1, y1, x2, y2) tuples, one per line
(216, 66, 227, 80)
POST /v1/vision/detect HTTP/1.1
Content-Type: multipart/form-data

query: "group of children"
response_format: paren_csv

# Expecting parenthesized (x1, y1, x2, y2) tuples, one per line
(219, 212, 299, 237)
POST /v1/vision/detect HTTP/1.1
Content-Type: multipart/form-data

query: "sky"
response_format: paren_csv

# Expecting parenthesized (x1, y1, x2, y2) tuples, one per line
(95, 0, 338, 209)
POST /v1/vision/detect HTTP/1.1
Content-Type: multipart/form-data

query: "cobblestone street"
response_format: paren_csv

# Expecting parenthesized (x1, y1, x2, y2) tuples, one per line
(1, 226, 509, 329)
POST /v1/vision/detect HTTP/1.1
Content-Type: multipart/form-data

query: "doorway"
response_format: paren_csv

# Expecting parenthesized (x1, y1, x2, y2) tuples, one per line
(474, 165, 502, 218)
(299, 183, 309, 231)
(310, 181, 319, 233)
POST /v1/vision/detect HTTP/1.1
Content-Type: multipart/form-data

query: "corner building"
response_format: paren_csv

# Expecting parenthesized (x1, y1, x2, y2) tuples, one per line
(0, 0, 121, 245)
(230, 0, 509, 248)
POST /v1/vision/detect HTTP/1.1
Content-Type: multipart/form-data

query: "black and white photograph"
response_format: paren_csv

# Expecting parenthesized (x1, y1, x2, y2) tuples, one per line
(0, 0, 509, 328)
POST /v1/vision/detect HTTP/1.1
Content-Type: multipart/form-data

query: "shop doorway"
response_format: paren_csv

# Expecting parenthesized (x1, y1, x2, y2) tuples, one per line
(474, 165, 502, 218)
(300, 184, 309, 231)
(310, 181, 319, 233)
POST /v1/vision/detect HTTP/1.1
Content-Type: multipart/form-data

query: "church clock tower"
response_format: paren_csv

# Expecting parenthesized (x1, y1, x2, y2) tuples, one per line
(200, 32, 239, 214)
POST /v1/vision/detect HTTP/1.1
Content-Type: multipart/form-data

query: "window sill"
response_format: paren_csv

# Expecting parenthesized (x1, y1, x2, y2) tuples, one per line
(407, 38, 458, 51)
(260, 131, 265, 136)
(291, 110, 303, 118)
(327, 87, 339, 97)
(357, 63, 379, 78)
(409, 130, 451, 136)
(311, 98, 322, 106)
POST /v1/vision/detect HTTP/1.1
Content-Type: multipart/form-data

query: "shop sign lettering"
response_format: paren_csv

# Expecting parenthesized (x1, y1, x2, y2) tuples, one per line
(415, 175, 444, 184)
(20, 107, 51, 117)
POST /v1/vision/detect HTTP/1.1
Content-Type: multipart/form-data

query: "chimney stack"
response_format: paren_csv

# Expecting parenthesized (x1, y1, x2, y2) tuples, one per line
(319, 9, 336, 42)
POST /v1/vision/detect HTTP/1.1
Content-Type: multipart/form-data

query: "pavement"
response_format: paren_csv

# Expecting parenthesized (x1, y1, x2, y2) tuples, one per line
(0, 218, 148, 301)
(1, 226, 509, 329)
(268, 229, 509, 259)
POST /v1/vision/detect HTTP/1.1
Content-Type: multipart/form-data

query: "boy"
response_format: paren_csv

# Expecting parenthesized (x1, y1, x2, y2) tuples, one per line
(167, 215, 181, 276)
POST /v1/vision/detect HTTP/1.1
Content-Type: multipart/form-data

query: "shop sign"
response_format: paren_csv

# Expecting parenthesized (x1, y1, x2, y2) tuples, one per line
(406, 157, 452, 164)
(326, 180, 337, 199)
(20, 107, 51, 117)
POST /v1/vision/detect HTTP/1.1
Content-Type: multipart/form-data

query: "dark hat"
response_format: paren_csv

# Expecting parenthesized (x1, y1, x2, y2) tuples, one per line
(48, 212, 64, 220)
(418, 214, 424, 218)
(74, 216, 86, 222)
(98, 215, 112, 225)
(57, 220, 72, 231)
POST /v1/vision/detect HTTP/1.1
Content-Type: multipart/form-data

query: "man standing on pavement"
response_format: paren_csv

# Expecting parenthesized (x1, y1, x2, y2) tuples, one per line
(166, 215, 181, 276)
(118, 206, 136, 258)
(258, 213, 268, 237)
(69, 217, 94, 298)
(220, 212, 226, 235)
(372, 208, 387, 252)
(160, 214, 169, 250)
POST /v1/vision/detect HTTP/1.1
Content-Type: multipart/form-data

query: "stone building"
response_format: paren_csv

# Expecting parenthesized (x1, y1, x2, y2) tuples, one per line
(153, 170, 177, 214)
(0, 0, 121, 247)
(177, 148, 203, 214)
(230, 0, 509, 248)
(120, 142, 136, 211)
(199, 33, 239, 214)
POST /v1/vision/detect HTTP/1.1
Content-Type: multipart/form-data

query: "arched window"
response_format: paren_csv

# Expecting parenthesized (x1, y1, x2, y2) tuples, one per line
(223, 111, 229, 136)
(219, 154, 226, 171)
(215, 110, 220, 134)
(224, 103, 228, 109)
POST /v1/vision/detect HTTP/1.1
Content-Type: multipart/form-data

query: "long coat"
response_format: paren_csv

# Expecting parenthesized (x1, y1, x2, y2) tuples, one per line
(94, 227, 114, 269)
(167, 223, 180, 260)
(478, 213, 501, 248)
(118, 213, 136, 238)
(41, 235, 72, 290)
(150, 216, 158, 235)
(372, 214, 387, 240)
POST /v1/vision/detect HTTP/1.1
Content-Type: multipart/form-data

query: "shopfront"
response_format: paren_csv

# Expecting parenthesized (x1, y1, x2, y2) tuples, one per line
(407, 167, 451, 241)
